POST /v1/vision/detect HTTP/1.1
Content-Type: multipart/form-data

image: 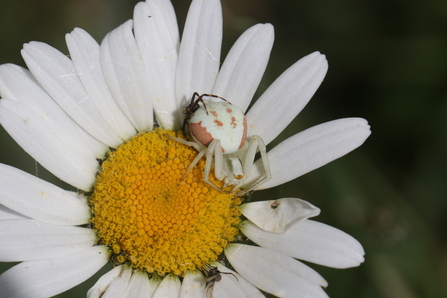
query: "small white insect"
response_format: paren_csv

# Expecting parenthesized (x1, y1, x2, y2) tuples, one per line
(171, 92, 271, 195)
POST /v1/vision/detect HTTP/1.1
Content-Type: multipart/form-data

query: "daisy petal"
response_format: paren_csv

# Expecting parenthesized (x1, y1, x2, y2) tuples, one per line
(76, 125, 109, 159)
(212, 262, 265, 298)
(147, 0, 180, 45)
(123, 271, 159, 298)
(66, 28, 136, 142)
(0, 205, 27, 220)
(0, 164, 91, 225)
(176, 0, 222, 112)
(0, 64, 108, 159)
(0, 97, 99, 190)
(87, 266, 125, 298)
(241, 219, 365, 269)
(0, 99, 98, 190)
(0, 219, 96, 262)
(152, 275, 181, 298)
(225, 244, 328, 298)
(102, 267, 132, 298)
(213, 23, 274, 112)
(0, 246, 108, 298)
(245, 118, 371, 190)
(21, 42, 122, 147)
(179, 270, 206, 298)
(246, 51, 328, 145)
(134, 1, 180, 130)
(0, 63, 109, 157)
(240, 198, 320, 233)
(100, 20, 153, 132)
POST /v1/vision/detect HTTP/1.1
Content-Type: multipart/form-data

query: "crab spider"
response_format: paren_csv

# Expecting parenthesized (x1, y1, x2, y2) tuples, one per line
(170, 92, 271, 195)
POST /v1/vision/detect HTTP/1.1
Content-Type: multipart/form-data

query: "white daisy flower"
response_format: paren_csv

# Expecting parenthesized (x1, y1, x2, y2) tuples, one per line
(0, 0, 371, 297)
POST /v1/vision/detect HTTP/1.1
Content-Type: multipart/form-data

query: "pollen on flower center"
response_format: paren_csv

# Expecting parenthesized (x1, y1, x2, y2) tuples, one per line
(89, 129, 241, 276)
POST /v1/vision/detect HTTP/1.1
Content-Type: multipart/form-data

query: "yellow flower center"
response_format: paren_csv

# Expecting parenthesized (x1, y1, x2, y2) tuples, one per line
(89, 129, 241, 276)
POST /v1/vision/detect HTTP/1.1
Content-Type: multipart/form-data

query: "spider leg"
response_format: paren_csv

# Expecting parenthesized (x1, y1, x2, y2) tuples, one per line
(237, 135, 271, 195)
(223, 156, 245, 191)
(203, 140, 232, 193)
(183, 149, 206, 179)
(211, 140, 225, 181)
(165, 135, 201, 151)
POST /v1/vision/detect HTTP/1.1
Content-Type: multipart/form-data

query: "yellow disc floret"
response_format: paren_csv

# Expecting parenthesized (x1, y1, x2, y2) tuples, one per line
(90, 129, 241, 276)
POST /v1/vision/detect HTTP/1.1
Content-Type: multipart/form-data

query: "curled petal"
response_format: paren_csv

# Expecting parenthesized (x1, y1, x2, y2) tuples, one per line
(241, 198, 320, 233)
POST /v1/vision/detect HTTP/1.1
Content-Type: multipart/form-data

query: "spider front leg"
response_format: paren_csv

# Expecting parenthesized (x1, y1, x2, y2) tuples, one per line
(237, 135, 271, 195)
(203, 139, 231, 193)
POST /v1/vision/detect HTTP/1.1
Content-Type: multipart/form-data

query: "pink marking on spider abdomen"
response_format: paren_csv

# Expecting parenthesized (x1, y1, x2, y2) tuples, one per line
(238, 117, 247, 150)
(189, 121, 225, 153)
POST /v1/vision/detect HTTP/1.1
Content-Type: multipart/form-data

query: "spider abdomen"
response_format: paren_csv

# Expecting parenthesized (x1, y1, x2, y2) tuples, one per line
(189, 101, 247, 154)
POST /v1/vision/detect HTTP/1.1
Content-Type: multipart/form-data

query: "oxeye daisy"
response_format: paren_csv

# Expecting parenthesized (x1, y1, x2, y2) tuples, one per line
(0, 0, 371, 297)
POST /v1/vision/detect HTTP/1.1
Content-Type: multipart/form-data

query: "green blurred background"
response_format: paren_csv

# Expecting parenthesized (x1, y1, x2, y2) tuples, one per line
(1, 0, 446, 297)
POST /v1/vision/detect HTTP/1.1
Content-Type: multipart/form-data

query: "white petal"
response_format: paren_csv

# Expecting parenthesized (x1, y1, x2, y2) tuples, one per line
(123, 271, 160, 298)
(246, 51, 328, 145)
(0, 246, 108, 298)
(245, 118, 371, 190)
(21, 42, 122, 147)
(225, 244, 328, 298)
(0, 219, 96, 261)
(102, 267, 132, 298)
(179, 270, 206, 298)
(100, 20, 153, 132)
(152, 275, 181, 298)
(176, 0, 222, 113)
(0, 164, 91, 225)
(0, 100, 99, 191)
(240, 198, 320, 233)
(0, 205, 28, 220)
(147, 0, 180, 46)
(66, 28, 136, 142)
(76, 124, 109, 159)
(87, 266, 125, 298)
(242, 219, 365, 268)
(212, 262, 265, 298)
(134, 1, 180, 130)
(0, 63, 108, 159)
(3, 64, 108, 158)
(213, 23, 274, 112)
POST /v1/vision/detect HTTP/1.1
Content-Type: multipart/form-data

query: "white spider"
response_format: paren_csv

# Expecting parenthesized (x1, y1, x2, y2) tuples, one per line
(170, 92, 271, 195)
